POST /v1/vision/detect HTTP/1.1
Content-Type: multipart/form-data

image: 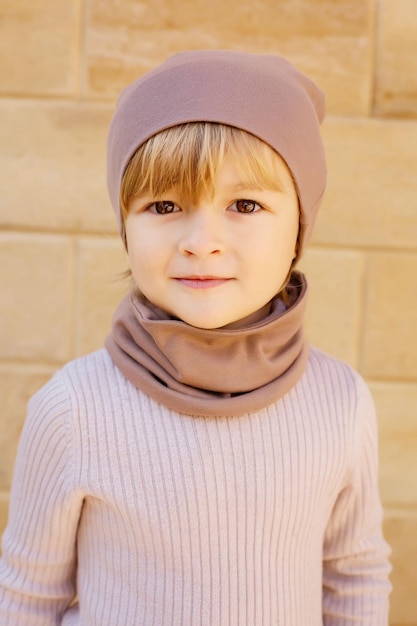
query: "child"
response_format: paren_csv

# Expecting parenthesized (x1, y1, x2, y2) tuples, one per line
(0, 50, 391, 624)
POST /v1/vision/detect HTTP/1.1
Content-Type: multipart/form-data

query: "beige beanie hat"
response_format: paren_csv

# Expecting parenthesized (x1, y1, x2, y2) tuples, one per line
(107, 49, 326, 253)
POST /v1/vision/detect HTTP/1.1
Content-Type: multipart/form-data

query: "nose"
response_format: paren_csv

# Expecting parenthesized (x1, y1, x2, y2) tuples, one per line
(178, 210, 224, 257)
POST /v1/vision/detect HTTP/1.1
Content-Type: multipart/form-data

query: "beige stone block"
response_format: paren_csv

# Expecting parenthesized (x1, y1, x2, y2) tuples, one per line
(298, 247, 364, 368)
(0, 100, 116, 233)
(0, 364, 54, 490)
(0, 233, 73, 362)
(370, 382, 417, 506)
(375, 0, 417, 117)
(315, 119, 417, 249)
(85, 0, 374, 115)
(0, 0, 80, 96)
(0, 492, 9, 538)
(362, 252, 417, 380)
(383, 511, 417, 624)
(75, 236, 129, 356)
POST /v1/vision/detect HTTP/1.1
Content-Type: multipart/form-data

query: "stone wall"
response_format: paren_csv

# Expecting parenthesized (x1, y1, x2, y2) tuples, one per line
(0, 1, 416, 622)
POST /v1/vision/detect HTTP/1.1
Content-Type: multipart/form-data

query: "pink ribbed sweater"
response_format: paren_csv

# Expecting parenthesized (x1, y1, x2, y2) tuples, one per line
(0, 347, 390, 625)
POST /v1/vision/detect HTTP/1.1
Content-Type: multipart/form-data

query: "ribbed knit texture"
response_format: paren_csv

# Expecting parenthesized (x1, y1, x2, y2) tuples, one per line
(0, 347, 391, 625)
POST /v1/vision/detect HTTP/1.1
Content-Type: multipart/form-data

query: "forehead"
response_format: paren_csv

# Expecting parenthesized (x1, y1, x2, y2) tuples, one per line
(207, 156, 292, 193)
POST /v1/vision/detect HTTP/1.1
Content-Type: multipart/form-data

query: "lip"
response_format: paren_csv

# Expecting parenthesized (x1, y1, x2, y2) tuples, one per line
(174, 276, 232, 289)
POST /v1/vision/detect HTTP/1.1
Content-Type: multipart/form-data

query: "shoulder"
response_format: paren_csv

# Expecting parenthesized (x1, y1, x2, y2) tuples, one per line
(56, 347, 129, 392)
(307, 345, 358, 381)
(28, 349, 125, 419)
(295, 346, 377, 443)
(305, 346, 372, 407)
(59, 348, 122, 391)
(297, 347, 375, 429)
(23, 350, 136, 465)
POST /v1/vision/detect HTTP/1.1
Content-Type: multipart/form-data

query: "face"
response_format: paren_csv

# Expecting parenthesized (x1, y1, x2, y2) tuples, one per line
(125, 156, 299, 330)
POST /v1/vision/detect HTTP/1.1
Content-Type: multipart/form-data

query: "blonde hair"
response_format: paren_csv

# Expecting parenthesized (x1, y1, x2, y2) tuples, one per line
(120, 122, 300, 302)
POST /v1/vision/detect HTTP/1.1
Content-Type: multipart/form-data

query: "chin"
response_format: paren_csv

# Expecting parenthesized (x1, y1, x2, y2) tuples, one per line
(184, 319, 227, 330)
(178, 313, 234, 330)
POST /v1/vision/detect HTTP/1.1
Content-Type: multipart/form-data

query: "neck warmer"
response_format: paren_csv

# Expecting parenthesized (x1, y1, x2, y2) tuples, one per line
(105, 272, 309, 417)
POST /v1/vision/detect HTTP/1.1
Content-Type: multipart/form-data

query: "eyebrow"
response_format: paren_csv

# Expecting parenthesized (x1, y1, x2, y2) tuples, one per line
(228, 182, 282, 193)
(229, 183, 267, 191)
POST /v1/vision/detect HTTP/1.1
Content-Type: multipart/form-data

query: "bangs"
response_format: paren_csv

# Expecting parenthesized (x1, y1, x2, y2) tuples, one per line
(120, 123, 288, 220)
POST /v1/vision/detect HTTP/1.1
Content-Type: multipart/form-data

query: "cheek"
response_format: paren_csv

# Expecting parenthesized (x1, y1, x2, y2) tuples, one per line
(260, 227, 297, 262)
(253, 231, 298, 288)
(126, 223, 156, 260)
(126, 235, 152, 279)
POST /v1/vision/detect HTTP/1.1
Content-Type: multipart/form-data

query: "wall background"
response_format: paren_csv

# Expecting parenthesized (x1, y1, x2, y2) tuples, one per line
(0, 0, 416, 623)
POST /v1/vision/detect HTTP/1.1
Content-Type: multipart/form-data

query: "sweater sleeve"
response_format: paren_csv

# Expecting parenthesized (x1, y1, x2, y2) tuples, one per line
(322, 373, 391, 625)
(0, 372, 83, 625)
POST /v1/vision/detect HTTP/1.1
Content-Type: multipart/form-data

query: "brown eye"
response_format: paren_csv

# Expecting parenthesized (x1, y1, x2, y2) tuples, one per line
(234, 199, 260, 213)
(151, 201, 177, 214)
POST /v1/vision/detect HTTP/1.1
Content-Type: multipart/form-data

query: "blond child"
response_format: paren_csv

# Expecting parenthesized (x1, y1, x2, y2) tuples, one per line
(0, 50, 391, 625)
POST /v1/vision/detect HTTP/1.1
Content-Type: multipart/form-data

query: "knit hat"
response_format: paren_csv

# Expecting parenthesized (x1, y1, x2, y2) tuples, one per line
(107, 49, 326, 253)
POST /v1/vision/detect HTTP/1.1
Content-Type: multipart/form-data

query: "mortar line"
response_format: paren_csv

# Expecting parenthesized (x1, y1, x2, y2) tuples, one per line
(369, 0, 382, 117)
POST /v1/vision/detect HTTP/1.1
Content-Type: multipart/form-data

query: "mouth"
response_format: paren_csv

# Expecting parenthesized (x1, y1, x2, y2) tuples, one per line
(173, 276, 232, 289)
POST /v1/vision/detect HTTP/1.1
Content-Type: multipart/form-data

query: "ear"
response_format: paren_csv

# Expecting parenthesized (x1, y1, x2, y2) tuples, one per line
(121, 225, 129, 252)
(292, 232, 300, 261)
